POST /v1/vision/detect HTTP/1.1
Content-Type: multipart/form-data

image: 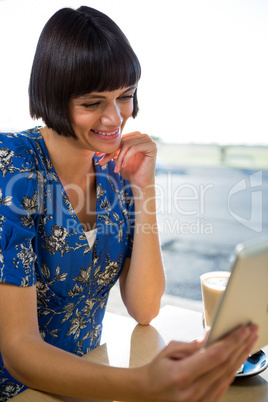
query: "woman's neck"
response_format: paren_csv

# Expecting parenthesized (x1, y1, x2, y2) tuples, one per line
(40, 126, 95, 183)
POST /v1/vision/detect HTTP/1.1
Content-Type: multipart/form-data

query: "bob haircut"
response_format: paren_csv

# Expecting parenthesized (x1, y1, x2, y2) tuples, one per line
(29, 6, 141, 138)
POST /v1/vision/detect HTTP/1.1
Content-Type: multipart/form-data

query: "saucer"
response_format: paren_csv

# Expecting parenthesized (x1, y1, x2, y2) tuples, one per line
(236, 350, 268, 378)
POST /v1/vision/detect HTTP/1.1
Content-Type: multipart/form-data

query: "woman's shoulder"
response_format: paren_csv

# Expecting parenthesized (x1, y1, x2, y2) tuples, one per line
(0, 127, 44, 182)
(0, 127, 41, 152)
(0, 127, 42, 168)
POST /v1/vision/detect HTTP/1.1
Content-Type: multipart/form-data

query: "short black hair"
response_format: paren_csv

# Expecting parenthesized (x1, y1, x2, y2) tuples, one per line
(29, 6, 141, 137)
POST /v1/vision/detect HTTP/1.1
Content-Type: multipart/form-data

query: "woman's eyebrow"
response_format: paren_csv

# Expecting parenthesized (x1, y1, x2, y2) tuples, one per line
(121, 85, 137, 94)
(78, 85, 137, 100)
(79, 94, 106, 100)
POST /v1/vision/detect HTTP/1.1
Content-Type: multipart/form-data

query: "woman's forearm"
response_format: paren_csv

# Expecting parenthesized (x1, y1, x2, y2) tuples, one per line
(2, 312, 259, 402)
(4, 333, 144, 401)
(122, 184, 166, 324)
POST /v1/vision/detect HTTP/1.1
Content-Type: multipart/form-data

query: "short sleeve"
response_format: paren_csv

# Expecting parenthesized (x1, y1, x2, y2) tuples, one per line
(0, 135, 38, 287)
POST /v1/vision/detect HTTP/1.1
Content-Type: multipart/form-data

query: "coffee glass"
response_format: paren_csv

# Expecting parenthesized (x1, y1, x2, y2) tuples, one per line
(200, 271, 230, 330)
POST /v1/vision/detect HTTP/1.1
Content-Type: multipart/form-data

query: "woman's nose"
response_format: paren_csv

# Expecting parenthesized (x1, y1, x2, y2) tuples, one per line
(100, 103, 123, 127)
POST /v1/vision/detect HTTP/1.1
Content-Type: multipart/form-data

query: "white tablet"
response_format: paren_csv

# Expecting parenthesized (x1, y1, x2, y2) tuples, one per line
(205, 237, 268, 355)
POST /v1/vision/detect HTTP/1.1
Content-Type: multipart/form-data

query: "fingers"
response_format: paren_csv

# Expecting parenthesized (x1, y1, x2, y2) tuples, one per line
(197, 332, 256, 402)
(97, 132, 156, 172)
(96, 151, 118, 165)
(179, 324, 258, 402)
(169, 325, 256, 399)
(226, 324, 258, 372)
(163, 340, 203, 360)
(115, 134, 155, 171)
(181, 324, 258, 383)
(146, 326, 257, 402)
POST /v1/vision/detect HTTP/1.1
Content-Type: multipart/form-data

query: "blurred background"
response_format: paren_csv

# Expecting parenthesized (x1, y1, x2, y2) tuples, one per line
(1, 0, 268, 303)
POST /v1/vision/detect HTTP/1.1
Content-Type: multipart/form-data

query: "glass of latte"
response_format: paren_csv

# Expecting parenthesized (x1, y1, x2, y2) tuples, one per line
(200, 271, 230, 330)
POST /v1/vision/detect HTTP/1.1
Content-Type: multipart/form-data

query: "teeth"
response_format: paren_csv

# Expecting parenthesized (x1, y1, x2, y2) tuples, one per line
(94, 129, 118, 136)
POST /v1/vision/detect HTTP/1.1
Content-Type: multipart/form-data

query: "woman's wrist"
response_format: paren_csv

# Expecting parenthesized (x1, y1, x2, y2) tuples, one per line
(131, 182, 155, 206)
(106, 366, 150, 402)
(125, 366, 151, 402)
(130, 178, 155, 196)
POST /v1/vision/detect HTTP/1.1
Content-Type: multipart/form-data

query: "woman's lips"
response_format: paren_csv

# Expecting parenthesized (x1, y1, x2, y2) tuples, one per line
(90, 128, 120, 140)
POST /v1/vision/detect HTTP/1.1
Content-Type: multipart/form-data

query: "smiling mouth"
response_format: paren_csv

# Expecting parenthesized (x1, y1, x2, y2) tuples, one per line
(91, 129, 119, 136)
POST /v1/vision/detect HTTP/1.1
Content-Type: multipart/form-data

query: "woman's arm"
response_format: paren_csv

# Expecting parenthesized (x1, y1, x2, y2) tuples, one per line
(119, 183, 165, 325)
(99, 132, 165, 325)
(0, 282, 258, 401)
(0, 283, 142, 400)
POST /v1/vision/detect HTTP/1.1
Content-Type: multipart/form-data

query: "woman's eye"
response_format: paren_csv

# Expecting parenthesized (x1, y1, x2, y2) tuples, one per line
(118, 94, 134, 101)
(81, 102, 100, 108)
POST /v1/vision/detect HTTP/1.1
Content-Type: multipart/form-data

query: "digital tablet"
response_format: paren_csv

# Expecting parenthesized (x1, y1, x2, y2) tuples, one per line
(205, 237, 268, 355)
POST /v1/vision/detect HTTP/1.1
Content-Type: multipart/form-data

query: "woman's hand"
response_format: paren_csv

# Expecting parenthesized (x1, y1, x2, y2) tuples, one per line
(137, 324, 258, 402)
(97, 132, 157, 190)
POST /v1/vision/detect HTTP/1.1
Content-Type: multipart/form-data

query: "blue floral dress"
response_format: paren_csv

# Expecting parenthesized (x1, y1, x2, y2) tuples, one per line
(0, 127, 134, 400)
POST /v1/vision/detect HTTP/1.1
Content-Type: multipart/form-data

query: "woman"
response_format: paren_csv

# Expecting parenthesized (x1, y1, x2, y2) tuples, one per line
(0, 6, 258, 401)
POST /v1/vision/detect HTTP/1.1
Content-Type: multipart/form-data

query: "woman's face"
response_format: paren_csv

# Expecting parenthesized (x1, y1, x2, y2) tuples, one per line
(69, 86, 137, 154)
